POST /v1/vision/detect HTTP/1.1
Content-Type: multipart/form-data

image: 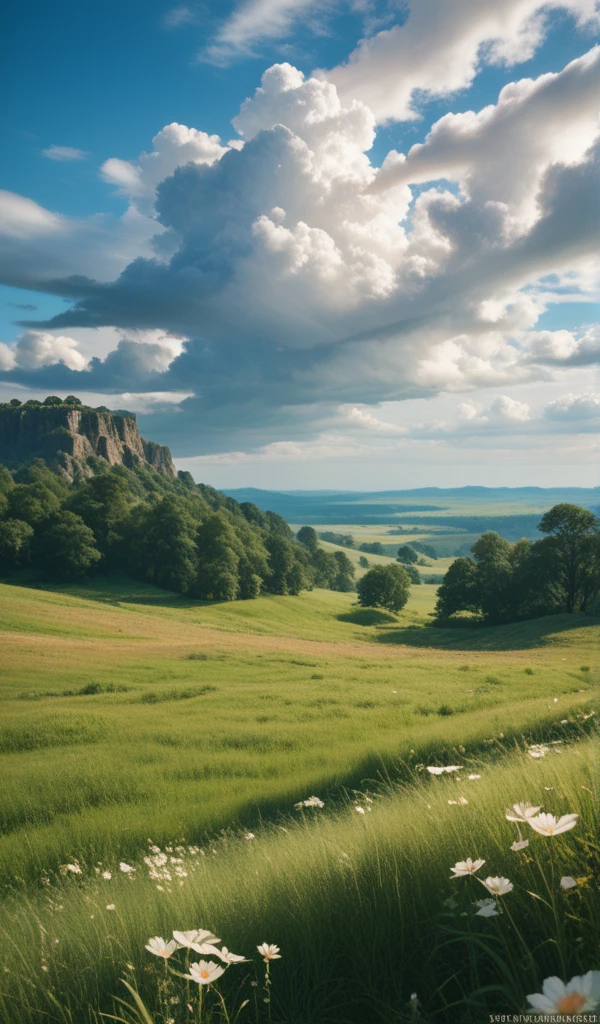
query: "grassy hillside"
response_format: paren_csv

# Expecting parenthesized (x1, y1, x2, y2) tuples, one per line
(1, 578, 598, 1023)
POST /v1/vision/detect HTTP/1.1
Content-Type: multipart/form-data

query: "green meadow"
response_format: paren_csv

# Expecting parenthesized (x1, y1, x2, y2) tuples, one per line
(1, 577, 598, 1023)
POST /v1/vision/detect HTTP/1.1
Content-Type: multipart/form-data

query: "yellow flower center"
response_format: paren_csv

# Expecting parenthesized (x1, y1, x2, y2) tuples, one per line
(200, 970, 210, 979)
(557, 992, 586, 1015)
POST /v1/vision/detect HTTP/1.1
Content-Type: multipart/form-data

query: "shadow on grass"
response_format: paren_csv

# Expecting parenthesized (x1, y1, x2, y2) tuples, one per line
(337, 607, 399, 626)
(375, 613, 600, 652)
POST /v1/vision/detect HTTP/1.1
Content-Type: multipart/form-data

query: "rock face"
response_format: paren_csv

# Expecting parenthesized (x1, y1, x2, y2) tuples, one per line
(0, 402, 175, 480)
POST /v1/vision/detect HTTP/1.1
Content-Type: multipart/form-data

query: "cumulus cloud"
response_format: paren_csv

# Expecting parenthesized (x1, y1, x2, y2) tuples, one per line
(325, 0, 600, 123)
(100, 123, 230, 202)
(369, 47, 600, 231)
(545, 391, 600, 421)
(42, 146, 88, 162)
(0, 329, 185, 389)
(0, 331, 89, 372)
(344, 405, 408, 434)
(1, 54, 599, 453)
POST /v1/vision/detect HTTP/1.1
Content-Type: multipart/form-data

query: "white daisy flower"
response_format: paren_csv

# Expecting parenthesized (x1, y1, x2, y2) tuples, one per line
(257, 943, 281, 961)
(505, 803, 541, 822)
(450, 858, 485, 877)
(173, 929, 220, 950)
(560, 876, 578, 890)
(511, 839, 529, 851)
(482, 876, 513, 896)
(186, 960, 225, 986)
(146, 937, 180, 959)
(528, 813, 578, 837)
(526, 971, 600, 1017)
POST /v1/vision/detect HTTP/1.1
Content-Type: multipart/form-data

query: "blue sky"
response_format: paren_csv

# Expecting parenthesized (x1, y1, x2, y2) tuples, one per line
(1, 0, 599, 487)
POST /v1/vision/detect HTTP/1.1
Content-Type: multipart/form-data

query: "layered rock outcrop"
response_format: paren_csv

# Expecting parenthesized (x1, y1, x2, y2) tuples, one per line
(0, 401, 175, 480)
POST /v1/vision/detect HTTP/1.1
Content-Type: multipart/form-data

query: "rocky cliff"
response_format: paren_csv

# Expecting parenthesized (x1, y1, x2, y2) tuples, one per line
(0, 399, 175, 480)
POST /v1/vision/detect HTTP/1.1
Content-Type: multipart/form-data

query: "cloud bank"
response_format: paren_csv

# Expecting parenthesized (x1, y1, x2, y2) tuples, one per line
(0, 34, 599, 460)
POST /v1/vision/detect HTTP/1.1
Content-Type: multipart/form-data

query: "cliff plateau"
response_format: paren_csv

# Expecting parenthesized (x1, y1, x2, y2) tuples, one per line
(0, 398, 175, 480)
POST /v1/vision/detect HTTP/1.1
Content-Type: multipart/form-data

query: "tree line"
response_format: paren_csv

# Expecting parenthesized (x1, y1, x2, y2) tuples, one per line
(0, 460, 354, 600)
(435, 504, 600, 624)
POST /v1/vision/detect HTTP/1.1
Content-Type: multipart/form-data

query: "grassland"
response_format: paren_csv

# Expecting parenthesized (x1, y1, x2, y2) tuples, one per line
(0, 577, 598, 1023)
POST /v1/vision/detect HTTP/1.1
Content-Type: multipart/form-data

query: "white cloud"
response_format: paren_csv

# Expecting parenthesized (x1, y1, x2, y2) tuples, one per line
(100, 123, 229, 201)
(343, 405, 408, 434)
(203, 0, 325, 63)
(369, 47, 600, 231)
(545, 391, 600, 420)
(0, 331, 89, 372)
(325, 0, 600, 123)
(42, 145, 88, 162)
(0, 191, 63, 238)
(2, 55, 599, 456)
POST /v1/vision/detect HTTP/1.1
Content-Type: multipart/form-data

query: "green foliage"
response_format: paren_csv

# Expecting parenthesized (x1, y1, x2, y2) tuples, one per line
(318, 531, 354, 548)
(296, 525, 319, 552)
(0, 519, 34, 571)
(34, 511, 101, 580)
(357, 562, 411, 613)
(411, 541, 438, 560)
(358, 555, 369, 568)
(404, 564, 421, 585)
(396, 544, 418, 564)
(359, 541, 386, 555)
(435, 505, 600, 624)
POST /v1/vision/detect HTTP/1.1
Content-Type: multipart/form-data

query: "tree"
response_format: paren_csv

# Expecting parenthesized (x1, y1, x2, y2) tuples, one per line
(470, 532, 514, 623)
(434, 558, 479, 620)
(359, 542, 386, 555)
(357, 563, 411, 614)
(396, 545, 418, 565)
(67, 472, 131, 562)
(358, 555, 369, 568)
(192, 512, 241, 601)
(265, 535, 298, 595)
(538, 504, 599, 613)
(296, 526, 319, 552)
(35, 511, 101, 580)
(0, 519, 34, 571)
(311, 548, 338, 587)
(126, 497, 198, 593)
(7, 483, 60, 526)
(331, 550, 355, 592)
(404, 565, 421, 585)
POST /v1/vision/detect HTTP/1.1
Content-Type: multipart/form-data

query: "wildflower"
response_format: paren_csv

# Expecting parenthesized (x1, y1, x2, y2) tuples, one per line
(468, 774, 481, 780)
(205, 945, 247, 964)
(526, 971, 600, 1017)
(506, 803, 541, 822)
(528, 745, 549, 758)
(482, 877, 513, 896)
(257, 943, 281, 961)
(102, 871, 112, 880)
(186, 961, 225, 986)
(173, 929, 220, 950)
(553, 698, 558, 703)
(511, 839, 529, 851)
(294, 796, 324, 808)
(560, 876, 578, 890)
(450, 858, 485, 877)
(474, 899, 498, 917)
(66, 864, 82, 874)
(119, 862, 135, 874)
(106, 904, 115, 911)
(528, 813, 578, 837)
(146, 937, 180, 959)
(427, 765, 463, 775)
(561, 719, 569, 724)
(245, 832, 255, 841)
(355, 806, 365, 814)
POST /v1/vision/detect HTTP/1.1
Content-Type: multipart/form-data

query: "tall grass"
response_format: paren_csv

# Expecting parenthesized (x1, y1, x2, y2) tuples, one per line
(1, 735, 598, 1023)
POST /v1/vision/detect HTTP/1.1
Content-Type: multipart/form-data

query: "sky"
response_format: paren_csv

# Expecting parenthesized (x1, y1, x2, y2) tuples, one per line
(1, 0, 599, 490)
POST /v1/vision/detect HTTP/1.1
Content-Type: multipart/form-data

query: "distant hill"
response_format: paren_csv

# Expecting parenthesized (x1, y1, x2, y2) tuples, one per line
(222, 486, 600, 539)
(0, 396, 174, 481)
